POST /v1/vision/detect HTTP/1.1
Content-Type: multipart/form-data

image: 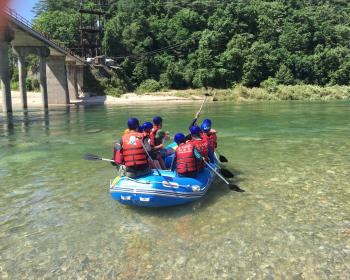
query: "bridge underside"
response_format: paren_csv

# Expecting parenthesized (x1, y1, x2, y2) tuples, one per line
(1, 12, 86, 113)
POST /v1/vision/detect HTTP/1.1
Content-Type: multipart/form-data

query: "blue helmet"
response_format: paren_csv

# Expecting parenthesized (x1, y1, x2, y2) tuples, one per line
(201, 119, 212, 132)
(143, 121, 153, 132)
(138, 125, 144, 132)
(127, 117, 139, 130)
(190, 125, 201, 135)
(174, 133, 185, 144)
(153, 116, 163, 125)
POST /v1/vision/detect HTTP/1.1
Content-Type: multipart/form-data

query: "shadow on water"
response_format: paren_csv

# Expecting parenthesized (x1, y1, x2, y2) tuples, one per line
(0, 106, 78, 137)
(1, 112, 14, 136)
(130, 168, 246, 218)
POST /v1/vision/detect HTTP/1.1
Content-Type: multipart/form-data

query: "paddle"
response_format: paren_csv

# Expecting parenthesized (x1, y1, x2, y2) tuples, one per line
(216, 150, 228, 163)
(139, 139, 175, 187)
(204, 161, 245, 192)
(220, 168, 234, 178)
(84, 154, 115, 163)
(196, 92, 229, 164)
(198, 92, 210, 115)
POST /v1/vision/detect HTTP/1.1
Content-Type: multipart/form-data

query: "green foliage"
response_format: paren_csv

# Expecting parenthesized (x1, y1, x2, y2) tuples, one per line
(213, 85, 350, 101)
(261, 77, 278, 89)
(26, 78, 33, 91)
(33, 11, 80, 48)
(34, 0, 350, 92)
(25, 78, 40, 92)
(275, 65, 295, 85)
(33, 0, 79, 16)
(136, 79, 161, 93)
(83, 67, 127, 96)
(32, 79, 40, 92)
(10, 80, 19, 91)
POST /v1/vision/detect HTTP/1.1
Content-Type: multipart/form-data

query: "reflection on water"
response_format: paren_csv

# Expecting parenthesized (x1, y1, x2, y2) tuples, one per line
(0, 102, 350, 279)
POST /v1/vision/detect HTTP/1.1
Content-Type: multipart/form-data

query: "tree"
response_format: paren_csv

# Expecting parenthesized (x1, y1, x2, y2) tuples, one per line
(242, 41, 277, 87)
(33, 0, 79, 16)
(33, 11, 80, 48)
(28, 0, 350, 90)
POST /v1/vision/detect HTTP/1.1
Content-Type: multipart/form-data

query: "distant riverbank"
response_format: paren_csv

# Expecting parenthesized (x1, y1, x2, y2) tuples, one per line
(2, 85, 349, 108)
(0, 91, 201, 108)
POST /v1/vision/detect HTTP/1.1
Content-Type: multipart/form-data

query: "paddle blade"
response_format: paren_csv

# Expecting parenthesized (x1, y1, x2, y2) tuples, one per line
(229, 184, 245, 192)
(219, 154, 228, 163)
(84, 154, 102, 161)
(220, 168, 234, 178)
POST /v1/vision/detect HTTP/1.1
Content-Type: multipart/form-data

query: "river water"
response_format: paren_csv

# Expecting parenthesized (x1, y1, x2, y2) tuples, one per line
(0, 101, 349, 279)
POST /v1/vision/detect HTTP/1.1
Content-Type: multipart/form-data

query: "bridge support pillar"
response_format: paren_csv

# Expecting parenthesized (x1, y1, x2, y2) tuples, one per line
(40, 56, 48, 109)
(46, 56, 69, 104)
(0, 41, 12, 113)
(76, 65, 84, 97)
(14, 46, 50, 109)
(18, 55, 27, 110)
(66, 61, 78, 101)
(0, 26, 14, 113)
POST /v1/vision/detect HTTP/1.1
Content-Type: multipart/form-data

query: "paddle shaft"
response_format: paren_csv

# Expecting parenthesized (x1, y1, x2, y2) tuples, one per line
(139, 139, 163, 177)
(198, 95, 208, 115)
(100, 157, 115, 163)
(85, 154, 114, 163)
(169, 154, 176, 171)
(204, 161, 230, 185)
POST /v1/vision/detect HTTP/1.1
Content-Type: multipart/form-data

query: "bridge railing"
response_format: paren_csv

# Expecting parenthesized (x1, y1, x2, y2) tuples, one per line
(4, 8, 83, 60)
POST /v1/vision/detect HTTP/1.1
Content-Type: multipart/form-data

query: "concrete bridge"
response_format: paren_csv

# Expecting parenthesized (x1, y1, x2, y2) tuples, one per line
(0, 8, 86, 113)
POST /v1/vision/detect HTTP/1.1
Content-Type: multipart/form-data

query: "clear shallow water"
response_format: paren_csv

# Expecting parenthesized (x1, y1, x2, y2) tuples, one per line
(0, 101, 349, 279)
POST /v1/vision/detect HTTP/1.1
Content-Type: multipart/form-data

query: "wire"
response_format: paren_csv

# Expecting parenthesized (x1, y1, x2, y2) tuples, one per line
(94, 0, 229, 9)
(110, 33, 201, 60)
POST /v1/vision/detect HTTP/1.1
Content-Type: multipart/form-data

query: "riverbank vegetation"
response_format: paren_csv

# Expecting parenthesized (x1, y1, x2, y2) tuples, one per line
(211, 84, 350, 101)
(142, 85, 350, 102)
(11, 1, 350, 100)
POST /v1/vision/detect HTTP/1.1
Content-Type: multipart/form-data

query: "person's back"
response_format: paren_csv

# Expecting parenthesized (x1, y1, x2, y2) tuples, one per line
(200, 119, 217, 151)
(174, 133, 198, 178)
(150, 116, 163, 148)
(201, 130, 217, 150)
(122, 131, 148, 167)
(188, 125, 208, 171)
(119, 118, 150, 178)
(142, 122, 153, 152)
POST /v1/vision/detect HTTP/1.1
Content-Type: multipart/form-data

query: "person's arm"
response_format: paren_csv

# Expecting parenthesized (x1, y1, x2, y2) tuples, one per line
(208, 148, 215, 163)
(188, 111, 200, 129)
(112, 139, 123, 166)
(193, 148, 202, 160)
(143, 137, 152, 151)
(213, 131, 218, 148)
(153, 143, 163, 150)
(170, 154, 176, 171)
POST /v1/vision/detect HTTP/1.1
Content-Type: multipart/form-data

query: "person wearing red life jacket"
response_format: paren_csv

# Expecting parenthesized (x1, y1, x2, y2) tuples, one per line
(200, 119, 216, 163)
(174, 133, 203, 178)
(150, 116, 162, 148)
(114, 118, 150, 178)
(142, 121, 157, 168)
(200, 119, 217, 150)
(188, 125, 209, 171)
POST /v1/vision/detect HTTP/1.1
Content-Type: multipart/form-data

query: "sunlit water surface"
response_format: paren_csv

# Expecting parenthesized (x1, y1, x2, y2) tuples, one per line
(0, 101, 349, 279)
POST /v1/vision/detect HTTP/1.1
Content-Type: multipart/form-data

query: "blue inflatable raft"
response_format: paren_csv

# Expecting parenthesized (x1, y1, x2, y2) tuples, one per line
(109, 153, 219, 207)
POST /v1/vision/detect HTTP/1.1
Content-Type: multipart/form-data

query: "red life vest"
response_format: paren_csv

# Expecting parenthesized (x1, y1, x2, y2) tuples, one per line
(201, 129, 217, 151)
(190, 137, 209, 170)
(176, 142, 197, 174)
(150, 125, 161, 147)
(121, 131, 148, 167)
(113, 141, 123, 164)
